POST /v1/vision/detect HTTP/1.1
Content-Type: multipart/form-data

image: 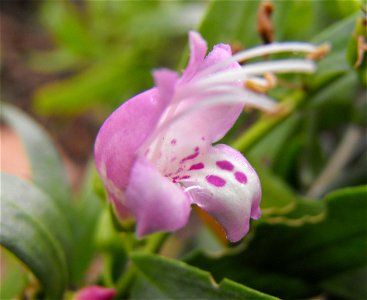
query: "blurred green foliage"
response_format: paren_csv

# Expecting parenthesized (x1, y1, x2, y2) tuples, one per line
(30, 0, 205, 115)
(0, 104, 104, 298)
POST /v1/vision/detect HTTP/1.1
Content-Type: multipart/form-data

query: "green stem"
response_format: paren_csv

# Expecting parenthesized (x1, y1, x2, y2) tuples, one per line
(231, 91, 304, 152)
(102, 254, 115, 288)
(143, 232, 169, 253)
(114, 232, 169, 298)
(113, 263, 136, 298)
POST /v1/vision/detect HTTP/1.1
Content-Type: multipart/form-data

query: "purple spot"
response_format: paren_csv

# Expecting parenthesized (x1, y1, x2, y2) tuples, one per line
(189, 162, 205, 170)
(201, 136, 206, 141)
(171, 139, 177, 145)
(172, 175, 180, 183)
(216, 160, 234, 171)
(194, 147, 199, 152)
(235, 172, 247, 184)
(180, 151, 199, 163)
(172, 175, 190, 183)
(206, 175, 226, 187)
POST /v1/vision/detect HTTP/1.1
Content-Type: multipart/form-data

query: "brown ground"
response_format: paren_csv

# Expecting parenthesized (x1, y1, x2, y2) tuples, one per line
(1, 1, 99, 187)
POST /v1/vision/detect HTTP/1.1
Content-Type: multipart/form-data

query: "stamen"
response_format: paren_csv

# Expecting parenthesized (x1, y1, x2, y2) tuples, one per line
(184, 185, 205, 193)
(176, 77, 266, 99)
(139, 90, 278, 153)
(264, 72, 277, 87)
(141, 42, 322, 159)
(196, 42, 319, 79)
(233, 42, 317, 62)
(196, 59, 315, 87)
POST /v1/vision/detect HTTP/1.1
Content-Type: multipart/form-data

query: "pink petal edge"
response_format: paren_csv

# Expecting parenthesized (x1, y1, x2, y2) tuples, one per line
(74, 286, 116, 300)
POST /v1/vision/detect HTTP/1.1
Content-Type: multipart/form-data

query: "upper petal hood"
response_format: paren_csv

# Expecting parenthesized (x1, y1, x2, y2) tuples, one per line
(94, 88, 167, 213)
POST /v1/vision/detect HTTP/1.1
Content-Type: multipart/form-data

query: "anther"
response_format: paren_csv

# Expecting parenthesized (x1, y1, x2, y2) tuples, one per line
(306, 44, 331, 60)
(354, 35, 367, 68)
(244, 72, 277, 93)
(231, 42, 244, 55)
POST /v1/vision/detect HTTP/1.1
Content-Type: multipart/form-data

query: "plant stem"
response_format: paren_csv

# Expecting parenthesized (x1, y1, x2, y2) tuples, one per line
(231, 91, 304, 152)
(143, 232, 169, 253)
(114, 232, 169, 298)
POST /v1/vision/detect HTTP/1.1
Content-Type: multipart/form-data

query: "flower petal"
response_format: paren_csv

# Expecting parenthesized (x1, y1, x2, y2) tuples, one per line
(201, 43, 239, 73)
(177, 144, 261, 242)
(94, 88, 168, 216)
(153, 69, 179, 107)
(181, 31, 208, 82)
(74, 286, 116, 300)
(126, 156, 192, 237)
(146, 43, 244, 177)
(172, 40, 244, 142)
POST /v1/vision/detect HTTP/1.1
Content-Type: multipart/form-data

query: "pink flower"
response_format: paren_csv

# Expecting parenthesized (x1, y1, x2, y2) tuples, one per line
(74, 286, 116, 300)
(95, 31, 317, 242)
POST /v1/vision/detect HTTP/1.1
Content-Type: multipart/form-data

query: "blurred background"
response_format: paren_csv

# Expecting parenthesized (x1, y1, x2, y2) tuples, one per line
(1, 0, 206, 184)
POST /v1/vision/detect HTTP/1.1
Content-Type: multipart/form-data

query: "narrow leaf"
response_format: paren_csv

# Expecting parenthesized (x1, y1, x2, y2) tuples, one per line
(0, 174, 71, 299)
(0, 103, 71, 204)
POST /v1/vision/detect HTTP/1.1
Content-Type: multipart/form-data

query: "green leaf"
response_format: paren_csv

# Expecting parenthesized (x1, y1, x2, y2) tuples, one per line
(264, 197, 326, 226)
(85, 0, 158, 44)
(321, 266, 367, 299)
(273, 1, 315, 41)
(28, 48, 84, 73)
(68, 164, 104, 285)
(0, 103, 71, 204)
(311, 12, 358, 51)
(185, 186, 367, 299)
(39, 1, 97, 57)
(307, 13, 357, 90)
(0, 249, 28, 299)
(250, 159, 296, 216)
(33, 48, 153, 115)
(131, 253, 278, 300)
(249, 115, 301, 167)
(307, 69, 359, 110)
(126, 4, 205, 38)
(198, 0, 261, 48)
(0, 174, 72, 299)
